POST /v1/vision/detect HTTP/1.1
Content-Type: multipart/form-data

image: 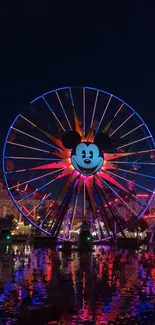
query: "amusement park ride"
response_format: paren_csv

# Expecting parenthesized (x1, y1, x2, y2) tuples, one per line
(2, 87, 155, 243)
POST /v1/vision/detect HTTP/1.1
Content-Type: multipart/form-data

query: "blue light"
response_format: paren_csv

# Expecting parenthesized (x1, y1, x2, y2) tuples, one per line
(71, 142, 103, 176)
(2, 86, 155, 240)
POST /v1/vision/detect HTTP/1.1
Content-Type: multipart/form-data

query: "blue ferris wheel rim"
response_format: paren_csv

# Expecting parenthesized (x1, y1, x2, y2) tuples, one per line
(2, 86, 155, 239)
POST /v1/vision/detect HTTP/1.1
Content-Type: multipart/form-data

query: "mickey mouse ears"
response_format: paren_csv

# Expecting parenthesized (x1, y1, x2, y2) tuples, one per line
(62, 131, 113, 152)
(94, 132, 113, 152)
(62, 131, 81, 149)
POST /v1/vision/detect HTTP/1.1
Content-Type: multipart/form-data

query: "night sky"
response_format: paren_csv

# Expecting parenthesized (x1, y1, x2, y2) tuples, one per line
(0, 2, 155, 153)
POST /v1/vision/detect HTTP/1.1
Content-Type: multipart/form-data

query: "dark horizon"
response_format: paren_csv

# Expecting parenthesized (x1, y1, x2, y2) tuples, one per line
(1, 2, 155, 151)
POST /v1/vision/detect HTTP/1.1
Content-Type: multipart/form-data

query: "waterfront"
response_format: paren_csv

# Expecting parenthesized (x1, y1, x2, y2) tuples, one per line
(0, 244, 155, 324)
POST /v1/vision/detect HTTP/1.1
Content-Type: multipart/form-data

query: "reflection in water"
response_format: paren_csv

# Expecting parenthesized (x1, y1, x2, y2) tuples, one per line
(0, 244, 155, 324)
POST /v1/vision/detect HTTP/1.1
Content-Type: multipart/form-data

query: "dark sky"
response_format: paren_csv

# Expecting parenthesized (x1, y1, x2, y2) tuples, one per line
(0, 1, 155, 150)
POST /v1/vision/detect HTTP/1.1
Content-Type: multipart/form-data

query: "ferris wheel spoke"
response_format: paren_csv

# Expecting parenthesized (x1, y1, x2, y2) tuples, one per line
(69, 87, 74, 106)
(11, 127, 62, 151)
(101, 163, 116, 171)
(47, 171, 79, 233)
(5, 168, 28, 175)
(107, 170, 154, 194)
(38, 130, 66, 151)
(73, 107, 82, 136)
(90, 90, 99, 129)
(55, 90, 72, 130)
(40, 186, 64, 228)
(85, 177, 96, 216)
(51, 178, 77, 236)
(26, 193, 51, 217)
(83, 87, 86, 135)
(94, 185, 114, 237)
(20, 114, 65, 151)
(83, 181, 86, 219)
(50, 149, 70, 159)
(117, 167, 155, 180)
(28, 160, 70, 171)
(40, 173, 76, 229)
(110, 113, 135, 137)
(114, 102, 124, 118)
(100, 177, 147, 208)
(121, 123, 144, 139)
(111, 161, 155, 165)
(95, 176, 126, 237)
(105, 152, 136, 161)
(69, 189, 80, 239)
(39, 198, 58, 229)
(20, 114, 37, 127)
(101, 189, 126, 237)
(39, 203, 53, 228)
(129, 192, 148, 207)
(7, 141, 51, 153)
(100, 178, 137, 216)
(98, 171, 128, 193)
(105, 148, 155, 162)
(17, 169, 64, 203)
(102, 103, 125, 134)
(9, 169, 63, 190)
(95, 95, 112, 134)
(4, 156, 62, 161)
(42, 96, 66, 131)
(22, 206, 35, 220)
(116, 135, 152, 150)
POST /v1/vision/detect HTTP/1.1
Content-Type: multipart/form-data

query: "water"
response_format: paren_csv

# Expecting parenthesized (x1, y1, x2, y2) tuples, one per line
(0, 244, 155, 325)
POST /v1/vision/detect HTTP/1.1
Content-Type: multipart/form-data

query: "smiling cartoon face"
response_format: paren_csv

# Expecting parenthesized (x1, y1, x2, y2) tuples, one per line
(71, 142, 104, 176)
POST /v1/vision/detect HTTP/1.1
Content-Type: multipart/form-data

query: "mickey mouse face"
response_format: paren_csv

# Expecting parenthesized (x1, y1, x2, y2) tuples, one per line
(61, 130, 113, 177)
(71, 142, 103, 176)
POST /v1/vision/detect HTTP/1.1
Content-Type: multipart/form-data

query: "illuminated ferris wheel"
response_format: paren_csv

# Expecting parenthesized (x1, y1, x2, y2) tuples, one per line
(2, 87, 155, 241)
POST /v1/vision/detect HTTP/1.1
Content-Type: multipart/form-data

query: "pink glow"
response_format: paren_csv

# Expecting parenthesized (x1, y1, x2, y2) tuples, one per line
(143, 214, 155, 219)
(56, 169, 73, 180)
(22, 206, 35, 219)
(102, 164, 116, 170)
(95, 175, 104, 189)
(104, 152, 135, 161)
(98, 171, 128, 193)
(29, 160, 68, 171)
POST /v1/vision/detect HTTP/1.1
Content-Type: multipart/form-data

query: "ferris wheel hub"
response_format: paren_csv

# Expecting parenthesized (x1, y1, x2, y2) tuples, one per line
(71, 142, 104, 176)
(2, 86, 155, 242)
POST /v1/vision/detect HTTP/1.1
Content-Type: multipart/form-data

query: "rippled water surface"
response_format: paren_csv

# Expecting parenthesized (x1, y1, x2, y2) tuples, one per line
(0, 244, 155, 324)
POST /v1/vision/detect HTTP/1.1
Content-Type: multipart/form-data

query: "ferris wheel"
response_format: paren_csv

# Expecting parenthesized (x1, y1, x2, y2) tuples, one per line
(2, 87, 155, 242)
